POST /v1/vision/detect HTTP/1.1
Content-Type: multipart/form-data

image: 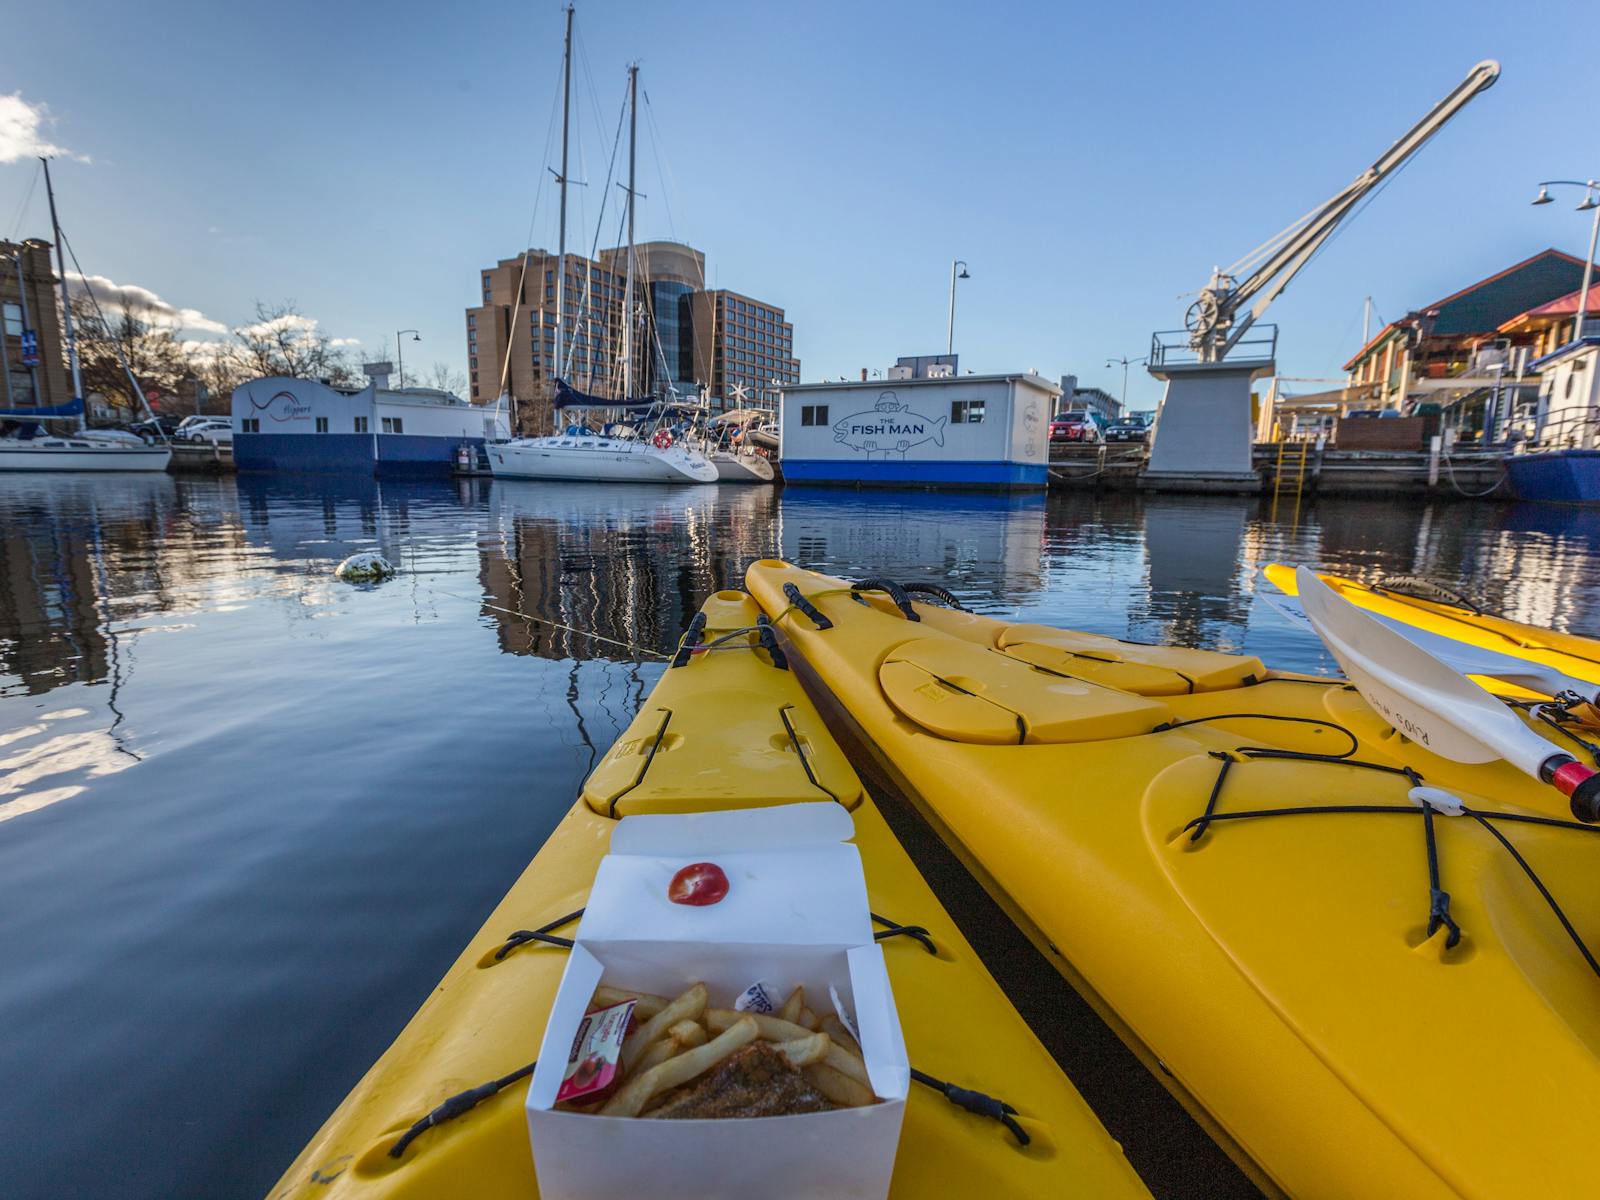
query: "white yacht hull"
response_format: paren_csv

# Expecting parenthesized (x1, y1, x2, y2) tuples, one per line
(711, 451, 775, 483)
(487, 436, 717, 484)
(0, 438, 172, 473)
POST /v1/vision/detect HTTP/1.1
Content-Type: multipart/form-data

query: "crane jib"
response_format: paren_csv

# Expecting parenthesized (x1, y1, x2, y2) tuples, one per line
(1181, 60, 1501, 360)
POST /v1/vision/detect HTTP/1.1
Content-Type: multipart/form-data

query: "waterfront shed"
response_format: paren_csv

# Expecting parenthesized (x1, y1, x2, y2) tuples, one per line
(778, 372, 1059, 489)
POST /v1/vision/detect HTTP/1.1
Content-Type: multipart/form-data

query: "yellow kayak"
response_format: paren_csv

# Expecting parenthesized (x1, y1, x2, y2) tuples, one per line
(1263, 563, 1600, 687)
(268, 591, 1149, 1200)
(747, 561, 1600, 1200)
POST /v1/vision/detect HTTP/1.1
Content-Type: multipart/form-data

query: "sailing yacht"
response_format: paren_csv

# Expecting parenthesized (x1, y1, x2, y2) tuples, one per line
(488, 30, 714, 486)
(0, 159, 172, 474)
(703, 408, 775, 482)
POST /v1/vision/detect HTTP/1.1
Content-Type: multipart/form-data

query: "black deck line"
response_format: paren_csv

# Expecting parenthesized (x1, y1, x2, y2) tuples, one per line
(861, 769, 1263, 1200)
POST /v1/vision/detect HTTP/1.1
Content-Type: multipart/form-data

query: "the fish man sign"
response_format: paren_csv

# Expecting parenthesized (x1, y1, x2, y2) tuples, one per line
(832, 391, 948, 459)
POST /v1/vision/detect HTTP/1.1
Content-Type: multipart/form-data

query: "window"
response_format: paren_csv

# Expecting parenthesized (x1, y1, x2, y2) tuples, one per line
(315, 416, 329, 433)
(3, 302, 21, 336)
(354, 416, 368, 433)
(239, 418, 260, 433)
(381, 417, 404, 434)
(800, 404, 829, 426)
(951, 400, 986, 424)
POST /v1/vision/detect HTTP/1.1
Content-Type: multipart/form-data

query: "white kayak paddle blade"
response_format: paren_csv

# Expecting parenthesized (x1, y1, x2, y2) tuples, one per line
(1295, 566, 1541, 773)
(1260, 571, 1598, 703)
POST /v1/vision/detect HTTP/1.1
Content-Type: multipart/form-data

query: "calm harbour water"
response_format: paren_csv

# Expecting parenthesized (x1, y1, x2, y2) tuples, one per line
(3, 474, 1599, 1198)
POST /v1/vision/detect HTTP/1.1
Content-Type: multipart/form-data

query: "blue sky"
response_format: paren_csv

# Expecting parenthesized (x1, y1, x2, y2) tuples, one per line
(3, 0, 1594, 409)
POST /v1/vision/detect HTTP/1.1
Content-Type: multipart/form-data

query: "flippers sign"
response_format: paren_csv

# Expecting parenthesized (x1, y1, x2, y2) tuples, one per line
(251, 388, 313, 422)
(832, 392, 947, 459)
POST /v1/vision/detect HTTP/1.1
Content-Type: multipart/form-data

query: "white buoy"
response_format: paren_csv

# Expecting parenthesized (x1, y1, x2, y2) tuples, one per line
(335, 552, 396, 583)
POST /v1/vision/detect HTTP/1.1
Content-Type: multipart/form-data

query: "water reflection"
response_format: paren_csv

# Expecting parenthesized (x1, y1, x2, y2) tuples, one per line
(4, 477, 1600, 1200)
(477, 482, 778, 661)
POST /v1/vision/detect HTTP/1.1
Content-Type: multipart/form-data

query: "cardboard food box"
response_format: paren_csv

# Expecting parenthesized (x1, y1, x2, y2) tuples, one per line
(527, 803, 909, 1200)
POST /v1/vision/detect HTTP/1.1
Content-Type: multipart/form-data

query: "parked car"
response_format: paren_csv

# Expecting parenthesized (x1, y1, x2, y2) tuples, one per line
(1105, 420, 1149, 442)
(178, 416, 233, 445)
(127, 415, 185, 443)
(1049, 412, 1100, 443)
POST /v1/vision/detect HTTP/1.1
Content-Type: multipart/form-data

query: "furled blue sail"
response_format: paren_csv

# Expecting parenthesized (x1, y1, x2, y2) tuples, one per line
(0, 397, 84, 419)
(553, 378, 655, 410)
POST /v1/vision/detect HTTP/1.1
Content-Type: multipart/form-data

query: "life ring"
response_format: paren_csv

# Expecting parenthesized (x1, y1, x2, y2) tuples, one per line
(652, 429, 674, 450)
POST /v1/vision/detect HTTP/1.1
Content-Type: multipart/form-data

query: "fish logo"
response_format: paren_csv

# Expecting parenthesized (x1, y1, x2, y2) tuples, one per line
(832, 391, 948, 458)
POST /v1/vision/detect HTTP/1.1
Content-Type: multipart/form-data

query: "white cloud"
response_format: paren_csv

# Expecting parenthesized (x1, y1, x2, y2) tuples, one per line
(329, 337, 361, 347)
(66, 272, 228, 334)
(0, 93, 87, 164)
(234, 311, 319, 339)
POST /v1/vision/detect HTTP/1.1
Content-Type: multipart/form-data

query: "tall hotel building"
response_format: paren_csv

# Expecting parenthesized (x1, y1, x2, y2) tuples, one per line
(466, 240, 798, 432)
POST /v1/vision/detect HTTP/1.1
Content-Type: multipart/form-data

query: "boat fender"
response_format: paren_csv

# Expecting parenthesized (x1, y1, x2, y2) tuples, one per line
(334, 552, 396, 583)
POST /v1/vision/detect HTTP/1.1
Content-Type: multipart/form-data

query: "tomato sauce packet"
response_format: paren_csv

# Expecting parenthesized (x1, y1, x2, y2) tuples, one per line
(557, 998, 636, 1105)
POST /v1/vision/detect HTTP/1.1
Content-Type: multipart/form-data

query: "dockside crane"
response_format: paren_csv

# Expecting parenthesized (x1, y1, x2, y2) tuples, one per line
(1144, 60, 1500, 481)
(1180, 60, 1500, 363)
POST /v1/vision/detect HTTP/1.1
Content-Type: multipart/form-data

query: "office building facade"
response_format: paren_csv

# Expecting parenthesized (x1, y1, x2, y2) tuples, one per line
(1, 239, 70, 413)
(467, 242, 796, 431)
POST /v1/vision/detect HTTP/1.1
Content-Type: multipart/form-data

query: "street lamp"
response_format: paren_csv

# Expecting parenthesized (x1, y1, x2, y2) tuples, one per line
(946, 260, 970, 357)
(395, 328, 421, 389)
(1105, 354, 1150, 411)
(1531, 179, 1600, 343)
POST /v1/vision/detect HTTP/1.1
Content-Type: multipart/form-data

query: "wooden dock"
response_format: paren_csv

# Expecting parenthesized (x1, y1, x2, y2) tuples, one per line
(1047, 442, 1510, 499)
(168, 443, 235, 474)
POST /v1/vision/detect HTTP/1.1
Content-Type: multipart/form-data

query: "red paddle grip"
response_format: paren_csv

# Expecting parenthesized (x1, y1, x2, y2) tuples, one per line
(1551, 760, 1600, 823)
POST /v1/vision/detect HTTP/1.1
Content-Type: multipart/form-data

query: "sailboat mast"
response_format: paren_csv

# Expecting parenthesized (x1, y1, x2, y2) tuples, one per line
(622, 64, 637, 399)
(41, 157, 85, 430)
(554, 4, 573, 388)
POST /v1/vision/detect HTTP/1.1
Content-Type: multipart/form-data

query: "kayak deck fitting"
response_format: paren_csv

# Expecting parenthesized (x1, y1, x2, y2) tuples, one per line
(268, 591, 1150, 1200)
(747, 560, 1600, 1200)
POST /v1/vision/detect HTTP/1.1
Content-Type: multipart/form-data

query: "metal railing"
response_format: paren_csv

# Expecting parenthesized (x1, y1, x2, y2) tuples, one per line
(1149, 324, 1278, 369)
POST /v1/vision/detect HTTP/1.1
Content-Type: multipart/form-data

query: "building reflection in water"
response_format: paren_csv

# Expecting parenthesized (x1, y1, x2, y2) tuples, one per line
(477, 483, 779, 662)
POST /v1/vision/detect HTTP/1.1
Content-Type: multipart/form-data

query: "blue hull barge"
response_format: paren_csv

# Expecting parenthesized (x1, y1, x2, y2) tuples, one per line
(231, 375, 507, 479)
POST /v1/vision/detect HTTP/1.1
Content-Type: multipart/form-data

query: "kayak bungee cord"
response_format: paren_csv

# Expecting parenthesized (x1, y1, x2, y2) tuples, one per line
(1179, 748, 1600, 981)
(389, 911, 1025, 1162)
(1151, 712, 1361, 759)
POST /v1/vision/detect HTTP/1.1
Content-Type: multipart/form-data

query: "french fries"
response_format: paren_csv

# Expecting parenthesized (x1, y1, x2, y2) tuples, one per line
(592, 985, 669, 1018)
(778, 985, 805, 1024)
(821, 1014, 860, 1057)
(602, 1016, 759, 1117)
(667, 1019, 707, 1047)
(804, 1063, 877, 1108)
(620, 982, 707, 1073)
(580, 980, 881, 1119)
(771, 1031, 831, 1068)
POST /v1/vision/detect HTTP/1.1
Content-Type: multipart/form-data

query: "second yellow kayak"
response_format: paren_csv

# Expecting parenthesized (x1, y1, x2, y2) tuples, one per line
(749, 560, 1600, 1200)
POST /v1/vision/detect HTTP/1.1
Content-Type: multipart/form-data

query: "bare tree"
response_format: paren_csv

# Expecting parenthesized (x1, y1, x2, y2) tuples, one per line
(231, 301, 359, 385)
(69, 294, 189, 418)
(423, 361, 467, 395)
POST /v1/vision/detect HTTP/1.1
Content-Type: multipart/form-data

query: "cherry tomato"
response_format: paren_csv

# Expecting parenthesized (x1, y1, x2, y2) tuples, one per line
(668, 861, 729, 906)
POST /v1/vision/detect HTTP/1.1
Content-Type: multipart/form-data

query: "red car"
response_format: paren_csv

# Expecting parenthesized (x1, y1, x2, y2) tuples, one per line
(1049, 412, 1100, 443)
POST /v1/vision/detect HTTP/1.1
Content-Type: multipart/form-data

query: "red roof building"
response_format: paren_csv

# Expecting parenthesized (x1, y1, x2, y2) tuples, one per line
(1341, 249, 1590, 413)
